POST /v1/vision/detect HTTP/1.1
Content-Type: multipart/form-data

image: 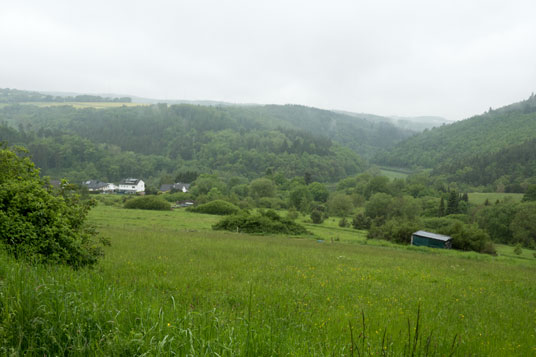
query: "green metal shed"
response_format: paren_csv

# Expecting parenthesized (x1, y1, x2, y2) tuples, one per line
(411, 230, 452, 249)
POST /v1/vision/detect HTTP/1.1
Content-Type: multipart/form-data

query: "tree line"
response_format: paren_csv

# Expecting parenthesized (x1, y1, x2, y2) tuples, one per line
(0, 88, 131, 103)
(0, 104, 367, 184)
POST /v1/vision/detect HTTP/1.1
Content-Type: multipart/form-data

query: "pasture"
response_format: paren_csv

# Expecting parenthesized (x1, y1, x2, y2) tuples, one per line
(379, 167, 410, 180)
(1, 204, 535, 355)
(0, 101, 147, 109)
(467, 192, 524, 205)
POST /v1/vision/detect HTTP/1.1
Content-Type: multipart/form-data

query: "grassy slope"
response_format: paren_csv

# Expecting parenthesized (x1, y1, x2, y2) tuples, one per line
(1, 205, 535, 355)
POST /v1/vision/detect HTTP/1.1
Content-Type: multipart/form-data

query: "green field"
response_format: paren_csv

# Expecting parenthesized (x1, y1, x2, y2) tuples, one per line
(380, 167, 411, 180)
(0, 101, 147, 109)
(1, 204, 535, 355)
(467, 192, 524, 205)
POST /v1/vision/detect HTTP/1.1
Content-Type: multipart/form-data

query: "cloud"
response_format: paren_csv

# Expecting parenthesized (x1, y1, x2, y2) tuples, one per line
(1, 0, 535, 120)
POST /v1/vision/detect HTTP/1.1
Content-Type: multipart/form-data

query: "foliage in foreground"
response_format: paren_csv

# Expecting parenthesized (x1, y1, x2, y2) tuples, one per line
(213, 210, 308, 235)
(0, 249, 461, 356)
(0, 145, 102, 267)
(124, 195, 171, 211)
(2, 204, 535, 355)
(187, 199, 240, 215)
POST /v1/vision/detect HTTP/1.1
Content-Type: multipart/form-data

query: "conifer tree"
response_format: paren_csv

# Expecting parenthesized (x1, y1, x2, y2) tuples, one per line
(446, 191, 459, 215)
(438, 197, 445, 216)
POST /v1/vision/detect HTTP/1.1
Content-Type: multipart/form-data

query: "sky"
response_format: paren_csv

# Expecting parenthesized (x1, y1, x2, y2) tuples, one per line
(1, 0, 535, 121)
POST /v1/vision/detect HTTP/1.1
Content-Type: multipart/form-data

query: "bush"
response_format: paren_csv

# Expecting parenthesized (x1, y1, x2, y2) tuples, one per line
(258, 197, 285, 209)
(424, 218, 496, 254)
(367, 218, 421, 244)
(161, 192, 192, 203)
(187, 200, 240, 215)
(213, 210, 308, 235)
(514, 244, 522, 255)
(124, 196, 171, 210)
(328, 193, 354, 217)
(338, 217, 349, 227)
(310, 209, 324, 224)
(286, 207, 299, 220)
(447, 222, 496, 254)
(352, 213, 371, 230)
(0, 146, 104, 267)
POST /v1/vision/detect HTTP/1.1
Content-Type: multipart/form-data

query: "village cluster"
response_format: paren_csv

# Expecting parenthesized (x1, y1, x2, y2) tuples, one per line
(82, 178, 190, 195)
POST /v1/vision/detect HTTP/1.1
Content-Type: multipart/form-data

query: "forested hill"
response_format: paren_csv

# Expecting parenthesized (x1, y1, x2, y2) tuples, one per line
(220, 105, 415, 158)
(0, 88, 131, 103)
(375, 93, 536, 191)
(0, 103, 382, 184)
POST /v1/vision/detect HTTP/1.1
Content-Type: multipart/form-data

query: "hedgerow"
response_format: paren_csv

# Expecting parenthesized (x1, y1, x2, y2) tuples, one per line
(212, 210, 308, 235)
(187, 200, 240, 215)
(124, 196, 171, 210)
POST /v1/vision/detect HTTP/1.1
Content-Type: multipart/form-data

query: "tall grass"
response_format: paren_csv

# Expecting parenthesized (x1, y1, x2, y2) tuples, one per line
(0, 205, 535, 355)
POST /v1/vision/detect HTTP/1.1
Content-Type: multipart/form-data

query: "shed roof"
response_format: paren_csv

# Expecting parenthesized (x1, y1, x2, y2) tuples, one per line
(159, 184, 173, 192)
(412, 230, 452, 242)
(172, 182, 190, 191)
(83, 180, 109, 189)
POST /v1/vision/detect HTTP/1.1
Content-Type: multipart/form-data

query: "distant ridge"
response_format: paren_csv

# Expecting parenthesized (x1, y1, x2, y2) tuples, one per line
(375, 93, 536, 191)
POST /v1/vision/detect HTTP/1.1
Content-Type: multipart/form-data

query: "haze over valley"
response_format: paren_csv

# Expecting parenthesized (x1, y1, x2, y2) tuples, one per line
(1, 1, 536, 355)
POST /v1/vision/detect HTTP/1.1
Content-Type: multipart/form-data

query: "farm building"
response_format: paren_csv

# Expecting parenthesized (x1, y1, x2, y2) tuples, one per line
(159, 182, 190, 193)
(82, 180, 116, 193)
(118, 178, 145, 194)
(411, 230, 452, 249)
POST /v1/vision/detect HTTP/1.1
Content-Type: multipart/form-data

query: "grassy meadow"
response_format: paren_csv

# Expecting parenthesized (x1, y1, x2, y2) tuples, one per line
(379, 168, 410, 180)
(1, 204, 535, 355)
(467, 192, 524, 205)
(0, 101, 147, 109)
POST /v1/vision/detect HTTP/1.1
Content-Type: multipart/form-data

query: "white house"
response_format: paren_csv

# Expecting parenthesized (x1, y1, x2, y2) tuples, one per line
(83, 180, 117, 193)
(118, 178, 145, 194)
(102, 183, 117, 193)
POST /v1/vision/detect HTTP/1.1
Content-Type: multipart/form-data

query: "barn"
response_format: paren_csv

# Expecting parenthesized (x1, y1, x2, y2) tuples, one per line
(411, 230, 452, 249)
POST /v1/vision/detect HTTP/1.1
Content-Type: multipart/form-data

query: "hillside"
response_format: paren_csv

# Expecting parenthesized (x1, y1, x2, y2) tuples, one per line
(221, 105, 415, 158)
(0, 88, 131, 103)
(0, 103, 370, 184)
(389, 115, 452, 131)
(0, 88, 419, 184)
(375, 94, 536, 190)
(339, 110, 452, 132)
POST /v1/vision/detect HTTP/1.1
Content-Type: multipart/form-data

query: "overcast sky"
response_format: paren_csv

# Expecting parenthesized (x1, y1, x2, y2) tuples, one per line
(1, 0, 535, 121)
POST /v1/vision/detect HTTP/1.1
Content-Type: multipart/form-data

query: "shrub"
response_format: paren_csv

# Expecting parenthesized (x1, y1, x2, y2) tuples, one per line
(338, 217, 349, 227)
(510, 202, 536, 247)
(124, 196, 171, 210)
(447, 222, 496, 255)
(424, 217, 496, 255)
(352, 213, 371, 230)
(310, 209, 324, 224)
(286, 207, 299, 220)
(367, 218, 421, 244)
(258, 197, 285, 209)
(161, 192, 192, 203)
(187, 200, 240, 215)
(0, 145, 104, 267)
(213, 210, 308, 235)
(328, 193, 354, 217)
(514, 244, 522, 255)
